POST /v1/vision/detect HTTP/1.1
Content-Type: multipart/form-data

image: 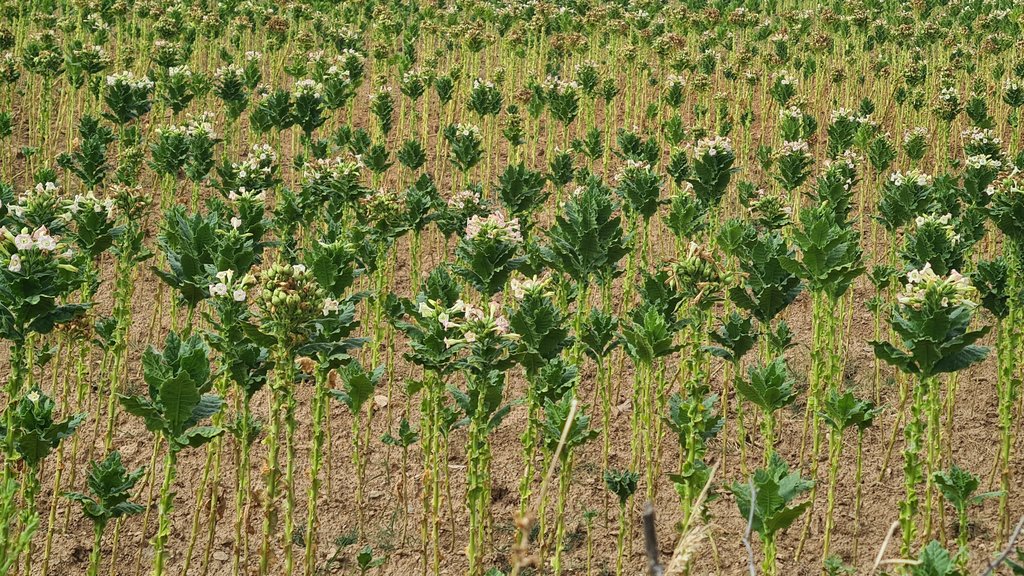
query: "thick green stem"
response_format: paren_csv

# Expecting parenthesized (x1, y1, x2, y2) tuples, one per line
(305, 372, 328, 575)
(152, 448, 177, 576)
(901, 376, 930, 557)
(88, 522, 105, 576)
(260, 393, 283, 576)
(822, 431, 842, 561)
(233, 395, 253, 576)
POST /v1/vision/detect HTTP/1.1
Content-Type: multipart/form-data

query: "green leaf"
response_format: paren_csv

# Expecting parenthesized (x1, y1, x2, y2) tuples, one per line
(160, 372, 202, 438)
(729, 452, 813, 540)
(330, 362, 384, 414)
(735, 358, 797, 415)
(911, 540, 960, 576)
(871, 340, 913, 372)
(932, 465, 980, 513)
(117, 395, 166, 433)
(763, 499, 812, 533)
(932, 344, 990, 374)
(175, 426, 224, 450)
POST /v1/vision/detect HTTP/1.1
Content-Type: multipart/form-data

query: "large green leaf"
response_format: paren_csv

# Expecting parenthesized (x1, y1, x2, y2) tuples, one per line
(118, 395, 166, 433)
(159, 372, 202, 438)
(175, 426, 225, 450)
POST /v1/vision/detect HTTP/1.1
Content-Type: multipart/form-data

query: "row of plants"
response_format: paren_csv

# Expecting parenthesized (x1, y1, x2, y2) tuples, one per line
(1, 0, 1023, 575)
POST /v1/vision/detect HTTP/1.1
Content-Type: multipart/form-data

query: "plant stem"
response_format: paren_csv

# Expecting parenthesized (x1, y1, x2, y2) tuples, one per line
(152, 447, 177, 576)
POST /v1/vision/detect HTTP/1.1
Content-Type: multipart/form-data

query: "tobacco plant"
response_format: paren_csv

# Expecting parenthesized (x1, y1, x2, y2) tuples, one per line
(729, 453, 813, 576)
(118, 331, 224, 576)
(65, 451, 144, 576)
(872, 265, 989, 555)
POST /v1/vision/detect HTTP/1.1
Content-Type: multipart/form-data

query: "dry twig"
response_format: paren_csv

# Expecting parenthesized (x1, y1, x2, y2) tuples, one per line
(872, 521, 901, 573)
(509, 399, 579, 576)
(664, 464, 717, 576)
(981, 515, 1024, 576)
(740, 478, 757, 576)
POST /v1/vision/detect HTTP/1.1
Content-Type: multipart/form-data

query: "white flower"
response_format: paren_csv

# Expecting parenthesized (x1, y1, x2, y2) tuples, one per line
(292, 264, 307, 274)
(26, 391, 40, 403)
(36, 234, 57, 252)
(418, 301, 435, 318)
(437, 312, 457, 330)
(232, 289, 247, 302)
(322, 297, 340, 315)
(494, 315, 510, 334)
(464, 331, 478, 343)
(7, 254, 21, 273)
(216, 270, 234, 283)
(14, 234, 33, 251)
(231, 217, 242, 229)
(465, 304, 484, 322)
(210, 283, 229, 297)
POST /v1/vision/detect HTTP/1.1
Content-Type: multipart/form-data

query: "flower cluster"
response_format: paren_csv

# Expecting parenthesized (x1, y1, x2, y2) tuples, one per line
(438, 300, 516, 349)
(693, 135, 733, 158)
(510, 274, 552, 300)
(302, 156, 361, 183)
(2, 226, 69, 272)
(965, 154, 1001, 171)
(902, 127, 928, 144)
(937, 86, 960, 108)
(773, 70, 796, 86)
(184, 112, 217, 138)
(897, 263, 975, 310)
(401, 69, 424, 85)
(336, 49, 364, 70)
(167, 65, 193, 79)
(779, 106, 804, 121)
(829, 108, 868, 124)
(66, 192, 116, 219)
(450, 122, 482, 139)
(447, 187, 483, 211)
(225, 143, 279, 196)
(321, 61, 352, 82)
(780, 140, 810, 155)
(827, 149, 860, 172)
(84, 12, 109, 32)
(913, 213, 961, 245)
(105, 70, 154, 91)
(614, 158, 653, 183)
(213, 64, 245, 84)
(464, 212, 523, 244)
(76, 44, 111, 67)
(962, 127, 1003, 158)
(293, 78, 324, 99)
(888, 170, 931, 188)
(3, 182, 58, 224)
(665, 74, 685, 89)
(413, 298, 463, 337)
(1004, 78, 1024, 102)
(473, 77, 498, 90)
(155, 113, 216, 142)
(208, 269, 256, 302)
